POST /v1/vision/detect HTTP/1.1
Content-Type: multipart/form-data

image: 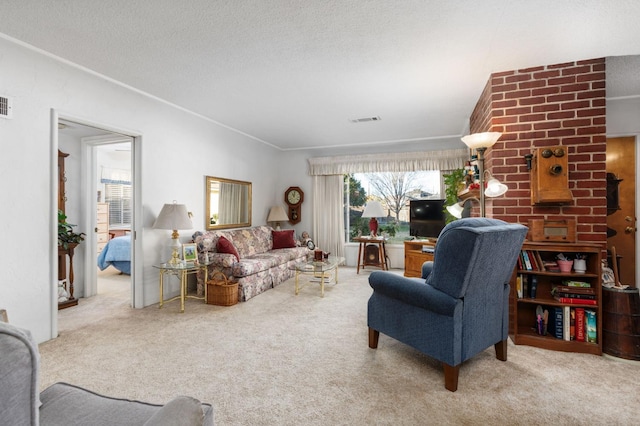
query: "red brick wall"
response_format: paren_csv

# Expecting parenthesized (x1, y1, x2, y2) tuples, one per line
(469, 58, 607, 245)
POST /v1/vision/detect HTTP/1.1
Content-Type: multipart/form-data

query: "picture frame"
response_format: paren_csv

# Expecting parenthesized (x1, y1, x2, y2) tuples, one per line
(182, 243, 197, 262)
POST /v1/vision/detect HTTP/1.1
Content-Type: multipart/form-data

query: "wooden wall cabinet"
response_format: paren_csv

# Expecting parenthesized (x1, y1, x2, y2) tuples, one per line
(530, 146, 573, 205)
(404, 240, 435, 277)
(509, 242, 602, 355)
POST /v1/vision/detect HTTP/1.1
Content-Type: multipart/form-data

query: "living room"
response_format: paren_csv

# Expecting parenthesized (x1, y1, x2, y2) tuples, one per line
(1, 2, 640, 424)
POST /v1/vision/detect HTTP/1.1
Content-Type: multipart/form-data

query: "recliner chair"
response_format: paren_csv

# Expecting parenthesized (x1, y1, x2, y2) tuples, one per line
(367, 218, 527, 391)
(0, 320, 214, 425)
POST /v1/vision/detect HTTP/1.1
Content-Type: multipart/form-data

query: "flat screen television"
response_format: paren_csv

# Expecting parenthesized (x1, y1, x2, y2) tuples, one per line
(409, 199, 446, 238)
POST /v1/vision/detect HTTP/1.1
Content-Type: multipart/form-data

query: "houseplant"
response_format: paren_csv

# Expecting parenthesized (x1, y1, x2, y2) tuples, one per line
(443, 168, 466, 223)
(58, 210, 86, 249)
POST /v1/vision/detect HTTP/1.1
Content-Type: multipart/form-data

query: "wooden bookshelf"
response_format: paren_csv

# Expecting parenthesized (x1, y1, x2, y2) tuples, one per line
(509, 241, 603, 355)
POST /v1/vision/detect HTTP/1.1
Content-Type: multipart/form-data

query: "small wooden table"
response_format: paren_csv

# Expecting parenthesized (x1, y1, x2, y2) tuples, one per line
(354, 236, 388, 273)
(153, 262, 211, 312)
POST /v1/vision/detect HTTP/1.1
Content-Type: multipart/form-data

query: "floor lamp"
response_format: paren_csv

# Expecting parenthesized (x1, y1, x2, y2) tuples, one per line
(460, 132, 503, 217)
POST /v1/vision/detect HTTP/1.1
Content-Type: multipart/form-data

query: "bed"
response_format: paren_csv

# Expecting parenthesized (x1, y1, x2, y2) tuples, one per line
(97, 235, 131, 275)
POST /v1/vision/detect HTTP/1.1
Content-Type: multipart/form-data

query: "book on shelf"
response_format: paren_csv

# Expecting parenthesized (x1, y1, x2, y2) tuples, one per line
(516, 275, 523, 298)
(575, 307, 585, 342)
(563, 306, 571, 341)
(585, 309, 597, 343)
(554, 296, 597, 305)
(561, 280, 591, 288)
(521, 251, 532, 270)
(554, 292, 596, 300)
(569, 308, 576, 341)
(552, 285, 595, 295)
(549, 306, 564, 339)
(534, 251, 546, 272)
(529, 276, 538, 298)
(527, 250, 539, 270)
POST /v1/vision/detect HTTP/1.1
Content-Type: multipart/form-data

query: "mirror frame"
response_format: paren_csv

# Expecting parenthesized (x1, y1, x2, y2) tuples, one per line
(205, 176, 252, 230)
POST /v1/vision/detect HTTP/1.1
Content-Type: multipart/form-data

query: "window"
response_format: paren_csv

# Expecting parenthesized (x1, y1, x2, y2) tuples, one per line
(345, 171, 442, 244)
(105, 183, 132, 227)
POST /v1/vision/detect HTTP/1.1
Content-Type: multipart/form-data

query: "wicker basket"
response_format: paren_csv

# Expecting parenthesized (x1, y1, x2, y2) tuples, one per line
(206, 271, 238, 306)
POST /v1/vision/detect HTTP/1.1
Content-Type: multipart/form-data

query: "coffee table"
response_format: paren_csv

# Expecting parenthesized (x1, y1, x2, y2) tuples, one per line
(290, 256, 345, 297)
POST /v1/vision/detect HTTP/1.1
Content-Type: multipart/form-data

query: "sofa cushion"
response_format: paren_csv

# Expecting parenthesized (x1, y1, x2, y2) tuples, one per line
(216, 236, 239, 261)
(272, 230, 296, 249)
(40, 382, 214, 426)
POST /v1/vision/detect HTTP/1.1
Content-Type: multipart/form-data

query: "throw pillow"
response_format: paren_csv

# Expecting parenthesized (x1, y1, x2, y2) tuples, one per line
(217, 236, 240, 261)
(272, 230, 296, 249)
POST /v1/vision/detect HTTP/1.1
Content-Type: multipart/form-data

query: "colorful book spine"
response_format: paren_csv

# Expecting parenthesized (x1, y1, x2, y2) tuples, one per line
(575, 308, 585, 341)
(570, 308, 575, 341)
(554, 296, 597, 305)
(563, 306, 571, 341)
(522, 251, 532, 270)
(586, 310, 597, 343)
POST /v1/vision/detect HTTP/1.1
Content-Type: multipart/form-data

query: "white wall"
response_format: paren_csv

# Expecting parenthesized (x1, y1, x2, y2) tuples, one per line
(0, 37, 281, 342)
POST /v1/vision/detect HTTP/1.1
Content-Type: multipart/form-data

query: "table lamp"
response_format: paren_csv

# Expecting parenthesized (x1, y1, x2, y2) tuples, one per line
(153, 201, 193, 265)
(362, 201, 385, 237)
(267, 205, 289, 231)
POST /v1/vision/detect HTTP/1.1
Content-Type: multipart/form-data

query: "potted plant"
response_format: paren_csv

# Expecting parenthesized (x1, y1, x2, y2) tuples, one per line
(443, 168, 466, 223)
(58, 210, 86, 250)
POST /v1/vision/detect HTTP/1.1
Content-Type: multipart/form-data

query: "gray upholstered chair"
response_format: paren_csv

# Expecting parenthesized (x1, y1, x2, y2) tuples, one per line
(0, 320, 214, 425)
(368, 218, 527, 392)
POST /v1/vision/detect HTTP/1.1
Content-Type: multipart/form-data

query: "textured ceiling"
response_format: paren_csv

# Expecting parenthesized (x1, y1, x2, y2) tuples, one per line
(1, 1, 639, 151)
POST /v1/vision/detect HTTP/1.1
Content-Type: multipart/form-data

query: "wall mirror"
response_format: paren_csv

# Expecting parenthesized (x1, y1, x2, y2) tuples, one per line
(205, 176, 252, 230)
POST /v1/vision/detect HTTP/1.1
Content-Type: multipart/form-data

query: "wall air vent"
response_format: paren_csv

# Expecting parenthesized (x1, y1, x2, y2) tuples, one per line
(349, 116, 381, 123)
(0, 96, 13, 119)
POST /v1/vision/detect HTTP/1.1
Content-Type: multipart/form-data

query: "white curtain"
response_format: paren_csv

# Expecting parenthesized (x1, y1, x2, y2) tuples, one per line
(312, 175, 345, 258)
(218, 182, 245, 224)
(307, 149, 468, 175)
(307, 149, 468, 254)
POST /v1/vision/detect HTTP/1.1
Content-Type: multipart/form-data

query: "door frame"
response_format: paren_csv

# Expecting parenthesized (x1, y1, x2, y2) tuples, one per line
(82, 135, 134, 299)
(50, 109, 144, 338)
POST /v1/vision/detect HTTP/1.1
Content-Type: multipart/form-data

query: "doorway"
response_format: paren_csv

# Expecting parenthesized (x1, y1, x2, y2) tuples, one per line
(606, 136, 637, 286)
(57, 118, 136, 316)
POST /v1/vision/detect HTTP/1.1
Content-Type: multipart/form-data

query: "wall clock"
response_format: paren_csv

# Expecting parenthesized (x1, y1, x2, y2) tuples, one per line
(284, 186, 304, 224)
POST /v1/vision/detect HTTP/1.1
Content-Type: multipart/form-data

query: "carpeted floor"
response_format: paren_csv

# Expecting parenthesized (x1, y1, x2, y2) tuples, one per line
(40, 267, 639, 425)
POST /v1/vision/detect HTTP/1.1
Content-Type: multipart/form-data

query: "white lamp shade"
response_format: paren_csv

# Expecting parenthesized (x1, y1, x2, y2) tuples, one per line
(485, 178, 508, 198)
(461, 132, 502, 150)
(153, 203, 193, 230)
(446, 202, 464, 219)
(362, 201, 385, 218)
(267, 205, 289, 222)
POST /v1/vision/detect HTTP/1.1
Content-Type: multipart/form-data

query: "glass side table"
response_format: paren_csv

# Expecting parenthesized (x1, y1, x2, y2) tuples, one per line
(153, 261, 212, 312)
(289, 256, 345, 297)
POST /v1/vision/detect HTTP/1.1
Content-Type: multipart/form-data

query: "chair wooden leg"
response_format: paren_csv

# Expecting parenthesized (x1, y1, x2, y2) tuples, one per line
(443, 363, 459, 392)
(494, 339, 508, 361)
(368, 327, 379, 349)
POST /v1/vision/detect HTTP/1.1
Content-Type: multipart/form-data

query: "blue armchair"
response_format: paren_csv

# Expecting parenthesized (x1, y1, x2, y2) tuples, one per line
(368, 218, 527, 391)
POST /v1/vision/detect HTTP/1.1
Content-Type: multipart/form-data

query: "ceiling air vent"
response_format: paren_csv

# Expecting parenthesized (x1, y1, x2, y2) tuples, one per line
(0, 96, 13, 119)
(349, 116, 381, 123)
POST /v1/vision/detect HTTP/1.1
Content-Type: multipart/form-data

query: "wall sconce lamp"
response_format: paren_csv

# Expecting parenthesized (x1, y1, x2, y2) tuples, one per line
(153, 201, 193, 265)
(362, 200, 385, 237)
(460, 132, 502, 217)
(267, 205, 289, 231)
(446, 171, 508, 219)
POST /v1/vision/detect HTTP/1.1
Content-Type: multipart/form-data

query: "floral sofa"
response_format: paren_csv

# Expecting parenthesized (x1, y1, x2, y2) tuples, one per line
(192, 226, 310, 302)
